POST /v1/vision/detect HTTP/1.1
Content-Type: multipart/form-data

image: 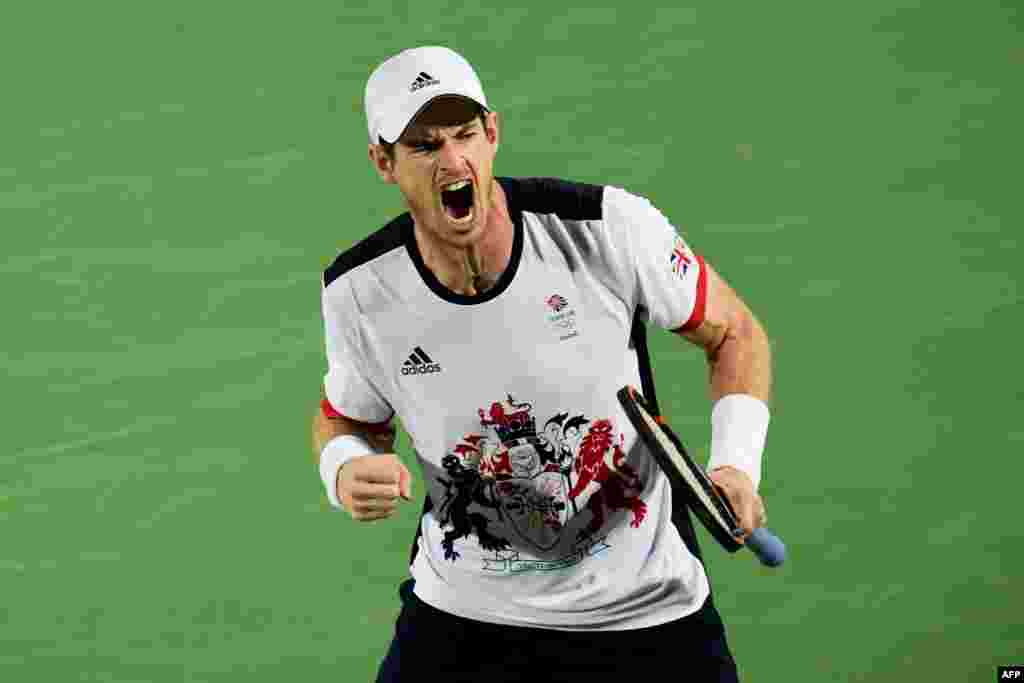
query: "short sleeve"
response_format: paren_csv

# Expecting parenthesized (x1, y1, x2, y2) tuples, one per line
(603, 186, 708, 332)
(321, 279, 394, 424)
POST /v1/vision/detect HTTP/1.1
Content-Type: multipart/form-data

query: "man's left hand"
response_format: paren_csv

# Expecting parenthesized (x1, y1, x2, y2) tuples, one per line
(708, 466, 766, 541)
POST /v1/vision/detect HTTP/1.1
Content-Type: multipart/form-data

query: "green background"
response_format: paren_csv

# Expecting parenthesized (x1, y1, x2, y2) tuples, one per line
(3, 2, 1020, 680)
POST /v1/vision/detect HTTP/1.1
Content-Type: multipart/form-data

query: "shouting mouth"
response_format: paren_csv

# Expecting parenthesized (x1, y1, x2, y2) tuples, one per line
(440, 179, 474, 224)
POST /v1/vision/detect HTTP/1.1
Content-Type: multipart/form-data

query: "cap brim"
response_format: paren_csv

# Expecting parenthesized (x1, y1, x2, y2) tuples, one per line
(378, 92, 488, 144)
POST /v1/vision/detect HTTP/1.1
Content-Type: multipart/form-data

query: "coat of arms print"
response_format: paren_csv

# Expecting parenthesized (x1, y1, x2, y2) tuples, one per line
(435, 394, 648, 573)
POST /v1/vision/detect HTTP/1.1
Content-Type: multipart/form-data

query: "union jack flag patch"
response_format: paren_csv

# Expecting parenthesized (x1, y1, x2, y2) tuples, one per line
(670, 236, 692, 278)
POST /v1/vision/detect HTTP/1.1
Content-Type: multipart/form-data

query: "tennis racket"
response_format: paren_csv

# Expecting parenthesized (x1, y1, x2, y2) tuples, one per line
(617, 385, 786, 567)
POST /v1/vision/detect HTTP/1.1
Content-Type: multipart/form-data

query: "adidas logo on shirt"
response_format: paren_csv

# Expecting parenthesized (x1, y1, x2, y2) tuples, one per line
(401, 346, 442, 375)
(410, 72, 440, 92)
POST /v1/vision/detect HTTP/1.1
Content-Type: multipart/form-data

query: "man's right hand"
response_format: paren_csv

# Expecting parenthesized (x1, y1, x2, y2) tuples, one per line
(337, 453, 413, 521)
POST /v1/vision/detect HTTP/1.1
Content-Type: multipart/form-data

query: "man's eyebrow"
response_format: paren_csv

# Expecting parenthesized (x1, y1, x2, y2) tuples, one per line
(400, 134, 437, 147)
(401, 121, 478, 147)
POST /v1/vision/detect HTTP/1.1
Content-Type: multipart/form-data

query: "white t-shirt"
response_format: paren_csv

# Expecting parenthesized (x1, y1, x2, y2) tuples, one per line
(321, 177, 710, 631)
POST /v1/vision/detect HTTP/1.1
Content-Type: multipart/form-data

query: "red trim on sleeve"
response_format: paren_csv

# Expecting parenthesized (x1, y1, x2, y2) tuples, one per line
(675, 254, 708, 333)
(320, 399, 343, 418)
(320, 399, 393, 433)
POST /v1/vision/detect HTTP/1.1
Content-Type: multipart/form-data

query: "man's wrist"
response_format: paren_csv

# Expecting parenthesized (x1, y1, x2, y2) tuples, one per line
(319, 435, 373, 509)
(707, 394, 770, 491)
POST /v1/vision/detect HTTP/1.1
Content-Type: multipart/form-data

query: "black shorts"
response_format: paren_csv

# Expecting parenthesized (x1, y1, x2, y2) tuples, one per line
(376, 579, 739, 683)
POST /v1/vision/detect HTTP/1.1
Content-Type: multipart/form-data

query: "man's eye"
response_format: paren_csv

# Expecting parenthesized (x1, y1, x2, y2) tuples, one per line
(458, 131, 475, 140)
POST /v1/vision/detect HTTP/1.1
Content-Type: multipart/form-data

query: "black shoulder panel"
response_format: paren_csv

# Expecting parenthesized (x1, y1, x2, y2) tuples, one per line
(507, 177, 604, 221)
(323, 213, 412, 288)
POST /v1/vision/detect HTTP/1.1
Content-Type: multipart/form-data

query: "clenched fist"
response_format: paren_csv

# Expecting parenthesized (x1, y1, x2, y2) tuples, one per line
(337, 453, 413, 521)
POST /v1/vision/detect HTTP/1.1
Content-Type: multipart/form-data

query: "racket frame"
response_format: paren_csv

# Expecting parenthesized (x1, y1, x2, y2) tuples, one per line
(617, 385, 744, 552)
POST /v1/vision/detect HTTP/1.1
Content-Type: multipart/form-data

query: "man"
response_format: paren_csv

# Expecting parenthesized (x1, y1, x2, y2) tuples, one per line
(313, 46, 773, 682)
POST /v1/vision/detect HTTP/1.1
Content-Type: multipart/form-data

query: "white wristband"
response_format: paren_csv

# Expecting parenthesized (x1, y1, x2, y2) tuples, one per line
(319, 435, 374, 509)
(707, 394, 770, 491)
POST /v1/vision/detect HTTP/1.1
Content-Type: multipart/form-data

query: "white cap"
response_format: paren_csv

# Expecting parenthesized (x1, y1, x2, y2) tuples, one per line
(364, 46, 489, 144)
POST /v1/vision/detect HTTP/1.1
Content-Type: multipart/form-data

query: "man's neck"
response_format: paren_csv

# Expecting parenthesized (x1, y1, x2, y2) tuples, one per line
(415, 181, 514, 296)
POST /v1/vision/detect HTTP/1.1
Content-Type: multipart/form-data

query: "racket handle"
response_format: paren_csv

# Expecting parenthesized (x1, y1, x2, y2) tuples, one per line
(746, 527, 786, 567)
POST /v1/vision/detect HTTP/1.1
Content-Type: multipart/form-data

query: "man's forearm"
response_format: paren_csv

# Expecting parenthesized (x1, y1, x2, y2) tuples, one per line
(678, 262, 773, 495)
(312, 408, 346, 461)
(705, 308, 772, 404)
(311, 399, 397, 462)
(697, 305, 773, 492)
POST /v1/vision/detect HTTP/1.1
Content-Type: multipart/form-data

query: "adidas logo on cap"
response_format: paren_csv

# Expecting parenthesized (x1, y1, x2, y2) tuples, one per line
(410, 71, 440, 92)
(401, 346, 442, 375)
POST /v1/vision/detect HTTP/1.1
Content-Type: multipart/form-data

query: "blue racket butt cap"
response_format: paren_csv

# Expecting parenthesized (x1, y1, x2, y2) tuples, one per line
(746, 528, 786, 567)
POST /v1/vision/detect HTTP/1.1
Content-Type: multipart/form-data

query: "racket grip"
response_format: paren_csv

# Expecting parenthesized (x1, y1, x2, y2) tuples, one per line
(746, 527, 786, 567)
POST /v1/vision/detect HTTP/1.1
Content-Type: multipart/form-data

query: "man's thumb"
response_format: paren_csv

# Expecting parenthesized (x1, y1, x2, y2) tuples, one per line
(397, 460, 412, 500)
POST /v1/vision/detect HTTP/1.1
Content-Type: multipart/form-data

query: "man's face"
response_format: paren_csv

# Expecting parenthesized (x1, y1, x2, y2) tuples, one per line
(370, 97, 500, 248)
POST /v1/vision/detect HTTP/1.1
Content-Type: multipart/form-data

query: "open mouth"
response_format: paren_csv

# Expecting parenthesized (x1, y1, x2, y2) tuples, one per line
(440, 179, 474, 222)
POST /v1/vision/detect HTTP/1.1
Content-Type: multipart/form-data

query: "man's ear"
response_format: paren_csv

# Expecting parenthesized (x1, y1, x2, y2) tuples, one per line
(368, 144, 397, 184)
(485, 111, 500, 151)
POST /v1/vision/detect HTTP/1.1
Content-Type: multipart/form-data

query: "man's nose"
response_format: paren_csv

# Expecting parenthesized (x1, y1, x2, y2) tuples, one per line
(436, 140, 465, 174)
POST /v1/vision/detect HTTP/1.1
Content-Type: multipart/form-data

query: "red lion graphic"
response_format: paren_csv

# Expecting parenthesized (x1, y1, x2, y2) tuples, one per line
(568, 419, 646, 539)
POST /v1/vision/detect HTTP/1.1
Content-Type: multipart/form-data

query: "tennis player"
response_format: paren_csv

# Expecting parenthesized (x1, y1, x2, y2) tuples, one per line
(313, 46, 774, 682)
